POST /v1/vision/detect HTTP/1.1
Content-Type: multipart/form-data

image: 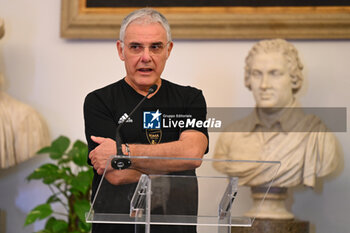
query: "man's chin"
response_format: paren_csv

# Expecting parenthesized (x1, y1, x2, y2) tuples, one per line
(134, 77, 160, 88)
(257, 100, 275, 108)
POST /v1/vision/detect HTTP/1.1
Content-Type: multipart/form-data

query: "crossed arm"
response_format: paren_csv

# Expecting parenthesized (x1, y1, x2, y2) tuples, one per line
(89, 129, 208, 185)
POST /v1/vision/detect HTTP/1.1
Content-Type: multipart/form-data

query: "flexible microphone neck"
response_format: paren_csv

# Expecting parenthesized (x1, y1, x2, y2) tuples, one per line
(115, 84, 158, 156)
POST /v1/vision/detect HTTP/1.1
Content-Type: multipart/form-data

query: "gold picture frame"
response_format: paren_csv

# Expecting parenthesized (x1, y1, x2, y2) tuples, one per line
(61, 0, 350, 39)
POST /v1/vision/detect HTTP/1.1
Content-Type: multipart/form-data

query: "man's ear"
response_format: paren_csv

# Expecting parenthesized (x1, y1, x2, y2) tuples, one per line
(116, 40, 125, 61)
(166, 41, 174, 59)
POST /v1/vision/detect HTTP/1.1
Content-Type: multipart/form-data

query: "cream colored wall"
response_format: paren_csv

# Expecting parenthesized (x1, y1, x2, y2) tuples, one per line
(0, 0, 349, 232)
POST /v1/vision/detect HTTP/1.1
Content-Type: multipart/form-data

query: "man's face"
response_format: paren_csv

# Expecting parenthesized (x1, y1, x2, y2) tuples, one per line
(117, 22, 173, 92)
(248, 52, 294, 109)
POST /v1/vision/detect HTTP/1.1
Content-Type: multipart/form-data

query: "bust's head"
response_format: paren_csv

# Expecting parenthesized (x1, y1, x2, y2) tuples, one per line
(244, 39, 303, 108)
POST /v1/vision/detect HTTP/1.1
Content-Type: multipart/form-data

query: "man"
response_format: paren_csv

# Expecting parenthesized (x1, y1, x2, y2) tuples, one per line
(84, 8, 208, 233)
(213, 39, 339, 188)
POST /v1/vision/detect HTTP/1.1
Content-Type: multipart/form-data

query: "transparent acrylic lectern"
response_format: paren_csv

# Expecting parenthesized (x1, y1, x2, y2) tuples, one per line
(86, 156, 280, 233)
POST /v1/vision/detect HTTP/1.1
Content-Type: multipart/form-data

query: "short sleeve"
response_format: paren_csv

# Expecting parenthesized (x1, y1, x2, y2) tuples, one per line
(180, 89, 209, 153)
(83, 92, 117, 164)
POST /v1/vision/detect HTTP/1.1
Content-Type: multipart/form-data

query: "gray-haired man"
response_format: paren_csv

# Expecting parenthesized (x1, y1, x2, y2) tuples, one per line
(84, 8, 208, 233)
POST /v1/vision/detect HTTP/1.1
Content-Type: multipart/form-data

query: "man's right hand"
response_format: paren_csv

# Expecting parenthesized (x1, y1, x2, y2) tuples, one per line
(89, 136, 116, 175)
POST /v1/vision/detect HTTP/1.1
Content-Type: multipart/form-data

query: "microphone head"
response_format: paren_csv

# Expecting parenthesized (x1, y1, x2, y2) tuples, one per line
(148, 84, 158, 94)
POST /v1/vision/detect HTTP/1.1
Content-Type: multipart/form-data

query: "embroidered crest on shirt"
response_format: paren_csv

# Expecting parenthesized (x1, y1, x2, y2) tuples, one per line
(146, 129, 162, 144)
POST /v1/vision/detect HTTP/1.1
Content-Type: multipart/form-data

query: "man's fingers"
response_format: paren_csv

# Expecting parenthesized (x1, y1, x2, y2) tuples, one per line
(89, 136, 116, 173)
(89, 148, 97, 159)
(91, 135, 106, 144)
(97, 168, 104, 175)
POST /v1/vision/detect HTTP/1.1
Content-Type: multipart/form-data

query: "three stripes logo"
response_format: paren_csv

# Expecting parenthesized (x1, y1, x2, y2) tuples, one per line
(118, 113, 133, 124)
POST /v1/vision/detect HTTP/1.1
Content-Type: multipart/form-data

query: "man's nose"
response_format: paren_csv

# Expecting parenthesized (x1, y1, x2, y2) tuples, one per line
(140, 47, 152, 62)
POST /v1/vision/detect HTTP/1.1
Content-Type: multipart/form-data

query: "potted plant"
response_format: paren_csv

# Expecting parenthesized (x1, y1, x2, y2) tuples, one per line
(24, 136, 93, 233)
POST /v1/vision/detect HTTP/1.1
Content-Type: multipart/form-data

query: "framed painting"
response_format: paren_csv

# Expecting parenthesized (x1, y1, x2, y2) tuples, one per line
(60, 0, 350, 39)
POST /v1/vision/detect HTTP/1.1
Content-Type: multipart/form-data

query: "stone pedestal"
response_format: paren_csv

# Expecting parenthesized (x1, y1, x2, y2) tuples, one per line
(245, 187, 294, 219)
(232, 219, 309, 233)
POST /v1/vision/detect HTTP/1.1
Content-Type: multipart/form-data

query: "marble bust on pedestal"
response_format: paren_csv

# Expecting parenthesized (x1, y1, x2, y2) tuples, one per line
(0, 18, 50, 169)
(213, 39, 340, 219)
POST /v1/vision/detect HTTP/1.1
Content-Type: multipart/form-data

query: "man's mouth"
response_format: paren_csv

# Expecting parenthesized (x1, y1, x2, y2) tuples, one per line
(138, 68, 153, 72)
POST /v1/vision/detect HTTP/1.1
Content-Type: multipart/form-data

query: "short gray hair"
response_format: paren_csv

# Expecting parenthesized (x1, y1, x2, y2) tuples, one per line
(244, 39, 304, 94)
(119, 8, 172, 42)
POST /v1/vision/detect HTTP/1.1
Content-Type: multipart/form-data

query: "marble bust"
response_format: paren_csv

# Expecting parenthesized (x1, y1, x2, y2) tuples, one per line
(0, 19, 50, 169)
(213, 39, 340, 218)
(0, 18, 4, 39)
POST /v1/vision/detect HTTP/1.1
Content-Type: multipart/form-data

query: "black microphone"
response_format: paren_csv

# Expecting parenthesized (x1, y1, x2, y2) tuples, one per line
(111, 84, 158, 170)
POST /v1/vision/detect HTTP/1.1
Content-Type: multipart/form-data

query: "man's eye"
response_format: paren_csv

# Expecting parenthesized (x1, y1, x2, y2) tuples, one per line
(151, 44, 162, 50)
(130, 45, 142, 49)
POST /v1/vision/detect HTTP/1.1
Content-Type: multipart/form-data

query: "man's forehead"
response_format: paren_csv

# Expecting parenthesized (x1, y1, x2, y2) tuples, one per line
(123, 22, 167, 43)
(128, 41, 164, 45)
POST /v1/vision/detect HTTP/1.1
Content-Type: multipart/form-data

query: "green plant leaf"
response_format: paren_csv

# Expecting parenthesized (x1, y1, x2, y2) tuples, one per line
(61, 167, 74, 186)
(73, 199, 91, 223)
(46, 195, 60, 204)
(52, 136, 70, 153)
(57, 157, 71, 165)
(24, 204, 53, 226)
(27, 164, 60, 184)
(37, 146, 55, 154)
(35, 230, 51, 233)
(38, 136, 70, 160)
(60, 166, 73, 180)
(44, 216, 56, 230)
(25, 136, 93, 232)
(68, 140, 88, 166)
(86, 167, 94, 181)
(44, 217, 68, 233)
(78, 219, 92, 232)
(71, 170, 93, 194)
(52, 219, 68, 233)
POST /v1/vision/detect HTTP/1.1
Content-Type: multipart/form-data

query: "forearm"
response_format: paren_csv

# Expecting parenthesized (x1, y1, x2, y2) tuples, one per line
(129, 130, 208, 172)
(89, 131, 208, 176)
(104, 168, 143, 185)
